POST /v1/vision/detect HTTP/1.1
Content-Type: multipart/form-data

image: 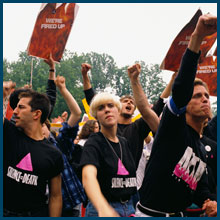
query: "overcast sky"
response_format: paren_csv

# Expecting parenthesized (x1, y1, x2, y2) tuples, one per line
(3, 3, 217, 66)
(3, 2, 217, 98)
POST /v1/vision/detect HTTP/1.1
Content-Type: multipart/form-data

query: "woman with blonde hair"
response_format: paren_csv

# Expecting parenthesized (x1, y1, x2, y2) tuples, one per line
(80, 93, 137, 217)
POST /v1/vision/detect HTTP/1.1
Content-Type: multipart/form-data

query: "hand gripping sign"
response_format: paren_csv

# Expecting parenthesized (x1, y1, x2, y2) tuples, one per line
(27, 3, 79, 62)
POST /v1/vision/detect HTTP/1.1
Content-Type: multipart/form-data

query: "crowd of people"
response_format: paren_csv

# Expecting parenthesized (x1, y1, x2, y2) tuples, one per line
(3, 13, 217, 217)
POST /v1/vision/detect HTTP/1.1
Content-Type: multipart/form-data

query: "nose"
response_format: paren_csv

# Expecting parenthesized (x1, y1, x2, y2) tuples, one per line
(104, 106, 110, 112)
(202, 95, 209, 103)
(13, 107, 18, 115)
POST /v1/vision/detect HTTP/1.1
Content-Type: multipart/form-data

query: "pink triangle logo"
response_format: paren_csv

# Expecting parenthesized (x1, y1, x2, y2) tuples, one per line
(16, 153, 33, 171)
(117, 159, 129, 175)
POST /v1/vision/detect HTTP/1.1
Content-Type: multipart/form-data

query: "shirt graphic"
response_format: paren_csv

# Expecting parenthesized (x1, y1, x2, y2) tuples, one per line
(173, 146, 206, 190)
(16, 153, 33, 171)
(117, 159, 129, 175)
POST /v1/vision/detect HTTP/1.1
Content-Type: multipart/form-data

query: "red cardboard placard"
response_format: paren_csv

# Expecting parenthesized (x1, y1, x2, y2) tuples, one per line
(27, 3, 78, 62)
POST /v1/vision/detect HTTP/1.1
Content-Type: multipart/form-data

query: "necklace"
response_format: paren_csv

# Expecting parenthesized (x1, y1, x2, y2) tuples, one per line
(103, 135, 129, 175)
(103, 135, 123, 163)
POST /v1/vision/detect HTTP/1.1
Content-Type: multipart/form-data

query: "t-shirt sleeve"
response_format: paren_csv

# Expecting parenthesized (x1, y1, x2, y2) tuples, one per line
(84, 88, 96, 105)
(152, 97, 165, 117)
(48, 148, 64, 179)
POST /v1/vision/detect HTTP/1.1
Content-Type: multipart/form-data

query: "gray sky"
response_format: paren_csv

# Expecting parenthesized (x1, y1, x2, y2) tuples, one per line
(3, 2, 217, 105)
(3, 3, 217, 67)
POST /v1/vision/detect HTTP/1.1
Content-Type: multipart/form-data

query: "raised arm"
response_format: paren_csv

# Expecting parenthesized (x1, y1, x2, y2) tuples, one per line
(172, 14, 217, 109)
(188, 14, 217, 54)
(81, 63, 96, 105)
(152, 71, 178, 117)
(81, 63, 92, 90)
(55, 75, 82, 127)
(44, 53, 56, 80)
(82, 165, 120, 217)
(160, 71, 178, 99)
(3, 81, 16, 123)
(44, 54, 57, 118)
(128, 64, 159, 133)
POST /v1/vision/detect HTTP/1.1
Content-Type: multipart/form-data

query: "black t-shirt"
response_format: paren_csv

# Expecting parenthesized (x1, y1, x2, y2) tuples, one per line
(139, 49, 216, 212)
(203, 115, 217, 142)
(117, 118, 150, 168)
(3, 119, 64, 212)
(80, 132, 137, 201)
(200, 135, 217, 194)
(84, 88, 151, 169)
(139, 108, 213, 212)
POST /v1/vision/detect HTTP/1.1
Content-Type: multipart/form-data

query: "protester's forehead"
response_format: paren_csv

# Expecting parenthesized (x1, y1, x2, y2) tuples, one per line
(120, 97, 135, 103)
(193, 84, 209, 95)
(97, 98, 115, 106)
(18, 96, 31, 105)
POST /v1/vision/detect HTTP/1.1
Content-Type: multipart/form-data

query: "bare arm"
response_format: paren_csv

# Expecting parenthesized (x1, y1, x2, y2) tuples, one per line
(160, 71, 178, 98)
(48, 174, 62, 217)
(3, 81, 16, 123)
(44, 53, 56, 80)
(128, 64, 159, 133)
(55, 75, 82, 127)
(82, 165, 120, 217)
(81, 63, 92, 90)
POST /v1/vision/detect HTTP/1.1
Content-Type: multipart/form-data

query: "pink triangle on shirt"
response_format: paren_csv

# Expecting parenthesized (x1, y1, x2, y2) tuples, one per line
(117, 159, 129, 175)
(16, 153, 33, 171)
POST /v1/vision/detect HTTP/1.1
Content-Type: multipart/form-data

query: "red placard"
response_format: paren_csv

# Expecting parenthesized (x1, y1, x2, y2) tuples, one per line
(196, 56, 217, 96)
(27, 3, 78, 62)
(160, 9, 217, 72)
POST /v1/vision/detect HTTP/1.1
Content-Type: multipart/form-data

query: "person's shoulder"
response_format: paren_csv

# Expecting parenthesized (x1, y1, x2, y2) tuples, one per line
(201, 135, 217, 147)
(86, 132, 102, 142)
(42, 138, 63, 156)
(4, 118, 17, 131)
(85, 132, 105, 149)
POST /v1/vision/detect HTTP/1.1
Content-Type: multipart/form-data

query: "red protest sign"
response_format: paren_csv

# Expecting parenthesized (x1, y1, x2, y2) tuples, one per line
(160, 9, 217, 72)
(196, 56, 217, 96)
(27, 3, 78, 62)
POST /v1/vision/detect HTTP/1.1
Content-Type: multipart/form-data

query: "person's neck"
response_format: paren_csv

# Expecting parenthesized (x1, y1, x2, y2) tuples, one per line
(118, 115, 132, 125)
(101, 126, 118, 142)
(23, 123, 44, 140)
(186, 115, 205, 135)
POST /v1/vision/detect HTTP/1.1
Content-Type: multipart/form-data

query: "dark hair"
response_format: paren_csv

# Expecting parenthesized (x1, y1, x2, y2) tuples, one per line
(78, 120, 98, 139)
(9, 88, 31, 110)
(44, 118, 51, 130)
(19, 90, 51, 124)
(120, 94, 136, 108)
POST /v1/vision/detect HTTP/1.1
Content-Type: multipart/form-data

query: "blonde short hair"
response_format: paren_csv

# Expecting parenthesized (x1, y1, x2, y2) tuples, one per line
(90, 92, 122, 119)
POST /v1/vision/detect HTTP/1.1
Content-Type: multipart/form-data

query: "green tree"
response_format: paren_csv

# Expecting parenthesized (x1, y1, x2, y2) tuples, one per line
(3, 50, 169, 118)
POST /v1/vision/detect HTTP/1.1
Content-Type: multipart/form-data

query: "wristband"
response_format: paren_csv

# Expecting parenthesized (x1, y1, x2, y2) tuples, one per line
(49, 69, 55, 72)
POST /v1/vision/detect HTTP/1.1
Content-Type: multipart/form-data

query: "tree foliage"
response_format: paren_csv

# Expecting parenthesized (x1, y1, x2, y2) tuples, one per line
(3, 50, 167, 119)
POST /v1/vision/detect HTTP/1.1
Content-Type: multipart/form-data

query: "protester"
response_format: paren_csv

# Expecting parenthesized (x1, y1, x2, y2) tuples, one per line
(135, 13, 217, 217)
(80, 93, 137, 217)
(9, 54, 57, 122)
(42, 75, 87, 217)
(81, 63, 159, 169)
(3, 85, 63, 217)
(203, 115, 217, 142)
